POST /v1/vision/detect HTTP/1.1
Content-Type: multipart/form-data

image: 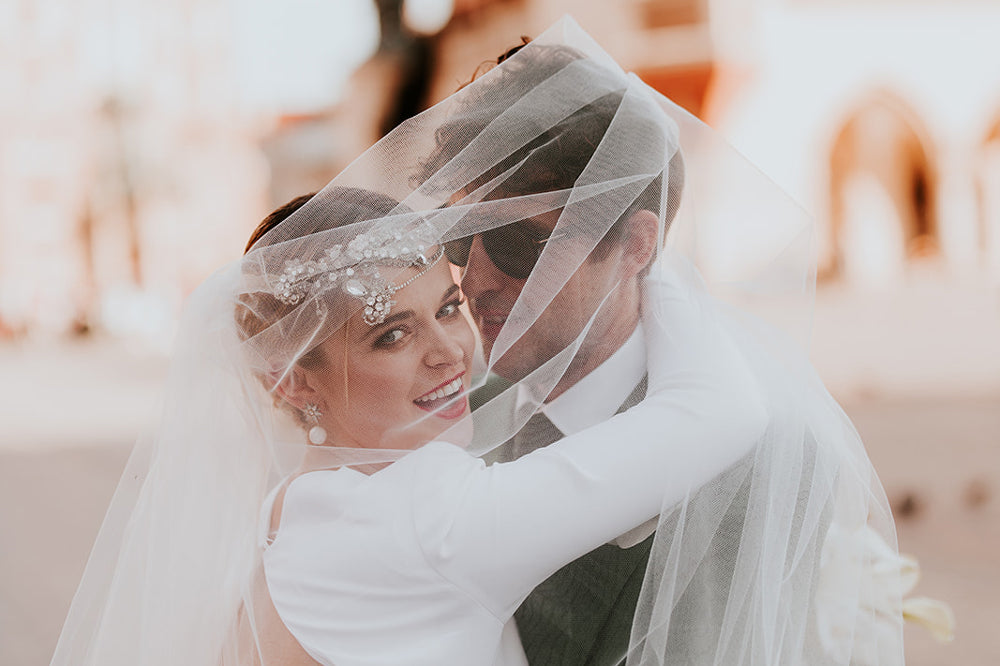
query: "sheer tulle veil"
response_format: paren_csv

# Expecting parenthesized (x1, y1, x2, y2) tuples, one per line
(51, 16, 904, 666)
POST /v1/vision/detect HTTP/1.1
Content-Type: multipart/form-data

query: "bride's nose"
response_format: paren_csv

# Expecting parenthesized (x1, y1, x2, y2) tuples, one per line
(423, 321, 465, 368)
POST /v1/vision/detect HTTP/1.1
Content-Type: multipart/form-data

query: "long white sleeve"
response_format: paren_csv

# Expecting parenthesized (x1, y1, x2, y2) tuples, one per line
(410, 275, 769, 618)
(263, 276, 770, 665)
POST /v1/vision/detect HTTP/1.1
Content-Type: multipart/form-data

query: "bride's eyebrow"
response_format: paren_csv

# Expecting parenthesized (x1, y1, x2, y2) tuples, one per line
(360, 310, 414, 341)
(359, 286, 461, 341)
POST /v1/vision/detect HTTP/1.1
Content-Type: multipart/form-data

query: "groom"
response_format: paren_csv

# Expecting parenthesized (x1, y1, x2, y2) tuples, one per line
(424, 41, 685, 665)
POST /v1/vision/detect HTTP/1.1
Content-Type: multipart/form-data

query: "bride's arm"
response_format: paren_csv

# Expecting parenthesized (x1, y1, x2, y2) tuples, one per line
(410, 273, 769, 618)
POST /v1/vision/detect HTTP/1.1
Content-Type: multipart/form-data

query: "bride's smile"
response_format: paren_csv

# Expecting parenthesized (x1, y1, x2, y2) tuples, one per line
(295, 257, 475, 450)
(413, 372, 468, 417)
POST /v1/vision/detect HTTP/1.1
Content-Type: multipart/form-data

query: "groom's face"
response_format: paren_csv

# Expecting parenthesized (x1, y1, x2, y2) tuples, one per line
(456, 208, 631, 383)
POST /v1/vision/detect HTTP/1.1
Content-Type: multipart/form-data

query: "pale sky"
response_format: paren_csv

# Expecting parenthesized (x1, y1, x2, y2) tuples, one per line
(62, 0, 382, 116)
(233, 0, 380, 114)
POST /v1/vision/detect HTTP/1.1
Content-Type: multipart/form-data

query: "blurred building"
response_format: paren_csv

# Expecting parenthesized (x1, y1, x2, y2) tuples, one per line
(1, 0, 267, 343)
(425, 0, 1000, 289)
(4, 0, 1000, 342)
(265, 0, 1000, 293)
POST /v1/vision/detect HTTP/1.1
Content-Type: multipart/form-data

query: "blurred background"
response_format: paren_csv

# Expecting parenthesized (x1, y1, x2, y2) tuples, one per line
(1, 0, 998, 664)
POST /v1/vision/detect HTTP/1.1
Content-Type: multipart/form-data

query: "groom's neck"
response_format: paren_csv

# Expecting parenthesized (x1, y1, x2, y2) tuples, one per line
(545, 307, 640, 403)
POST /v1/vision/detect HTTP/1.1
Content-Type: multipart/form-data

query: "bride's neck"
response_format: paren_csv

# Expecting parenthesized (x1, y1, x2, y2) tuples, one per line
(299, 443, 392, 476)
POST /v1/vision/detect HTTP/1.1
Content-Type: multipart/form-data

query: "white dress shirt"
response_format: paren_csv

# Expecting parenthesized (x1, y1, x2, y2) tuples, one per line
(542, 324, 646, 435)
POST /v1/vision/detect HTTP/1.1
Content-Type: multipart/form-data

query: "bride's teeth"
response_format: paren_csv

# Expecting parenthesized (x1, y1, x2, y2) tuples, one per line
(415, 377, 464, 403)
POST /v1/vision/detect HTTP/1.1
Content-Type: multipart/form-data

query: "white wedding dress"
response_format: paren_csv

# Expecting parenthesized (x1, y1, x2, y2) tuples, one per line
(260, 311, 766, 666)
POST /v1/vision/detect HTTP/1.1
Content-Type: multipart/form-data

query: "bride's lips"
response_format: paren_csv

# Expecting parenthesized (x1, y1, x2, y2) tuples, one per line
(413, 372, 468, 419)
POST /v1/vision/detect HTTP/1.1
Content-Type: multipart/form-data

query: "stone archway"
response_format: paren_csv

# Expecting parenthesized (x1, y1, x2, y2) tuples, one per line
(827, 93, 937, 286)
(976, 116, 1000, 284)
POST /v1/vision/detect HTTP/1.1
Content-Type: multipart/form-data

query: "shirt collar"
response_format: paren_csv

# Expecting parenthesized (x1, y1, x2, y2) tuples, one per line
(540, 324, 646, 436)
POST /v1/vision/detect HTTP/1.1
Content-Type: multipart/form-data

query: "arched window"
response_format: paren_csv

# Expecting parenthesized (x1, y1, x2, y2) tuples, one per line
(976, 116, 1000, 284)
(827, 93, 937, 286)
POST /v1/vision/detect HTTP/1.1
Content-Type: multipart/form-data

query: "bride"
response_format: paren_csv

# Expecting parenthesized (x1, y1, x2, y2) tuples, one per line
(51, 16, 905, 666)
(51, 185, 763, 666)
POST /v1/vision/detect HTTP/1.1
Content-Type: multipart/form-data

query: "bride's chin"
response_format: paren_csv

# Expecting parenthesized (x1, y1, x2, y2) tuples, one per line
(435, 414, 474, 449)
(380, 426, 438, 451)
(391, 415, 474, 451)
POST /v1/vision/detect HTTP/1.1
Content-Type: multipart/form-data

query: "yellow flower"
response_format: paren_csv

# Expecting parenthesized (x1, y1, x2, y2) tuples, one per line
(902, 596, 956, 643)
(816, 523, 956, 662)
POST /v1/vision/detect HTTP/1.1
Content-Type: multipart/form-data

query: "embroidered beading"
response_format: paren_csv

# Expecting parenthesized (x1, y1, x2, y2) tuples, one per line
(271, 223, 444, 326)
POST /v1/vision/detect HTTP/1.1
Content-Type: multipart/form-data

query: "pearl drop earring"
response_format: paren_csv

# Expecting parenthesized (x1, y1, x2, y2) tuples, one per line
(302, 403, 328, 445)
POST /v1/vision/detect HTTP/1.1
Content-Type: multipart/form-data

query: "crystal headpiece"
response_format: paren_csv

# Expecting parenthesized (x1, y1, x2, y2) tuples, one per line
(272, 223, 444, 326)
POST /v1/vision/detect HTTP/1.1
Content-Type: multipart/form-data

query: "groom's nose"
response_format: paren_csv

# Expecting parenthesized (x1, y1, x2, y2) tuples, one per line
(460, 235, 512, 302)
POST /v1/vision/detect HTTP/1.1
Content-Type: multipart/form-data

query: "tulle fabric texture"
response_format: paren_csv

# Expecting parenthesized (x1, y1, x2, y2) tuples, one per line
(51, 16, 904, 666)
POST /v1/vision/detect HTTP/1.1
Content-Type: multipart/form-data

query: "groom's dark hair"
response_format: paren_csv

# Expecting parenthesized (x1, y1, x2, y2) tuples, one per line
(418, 39, 684, 259)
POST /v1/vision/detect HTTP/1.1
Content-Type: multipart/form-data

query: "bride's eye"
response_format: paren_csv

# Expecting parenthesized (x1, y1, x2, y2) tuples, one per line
(437, 298, 465, 319)
(374, 328, 406, 348)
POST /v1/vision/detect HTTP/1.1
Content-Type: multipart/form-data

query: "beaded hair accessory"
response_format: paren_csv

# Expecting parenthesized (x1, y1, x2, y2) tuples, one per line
(271, 223, 444, 326)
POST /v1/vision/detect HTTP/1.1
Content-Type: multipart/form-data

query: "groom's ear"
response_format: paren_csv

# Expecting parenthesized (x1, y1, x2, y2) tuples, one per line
(620, 209, 659, 280)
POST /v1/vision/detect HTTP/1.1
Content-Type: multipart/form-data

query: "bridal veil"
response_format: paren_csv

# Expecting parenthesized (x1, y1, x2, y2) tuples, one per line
(51, 16, 904, 666)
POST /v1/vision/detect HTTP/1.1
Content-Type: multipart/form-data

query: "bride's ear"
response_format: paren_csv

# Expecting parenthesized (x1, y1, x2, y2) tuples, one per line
(274, 367, 322, 412)
(621, 209, 659, 279)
